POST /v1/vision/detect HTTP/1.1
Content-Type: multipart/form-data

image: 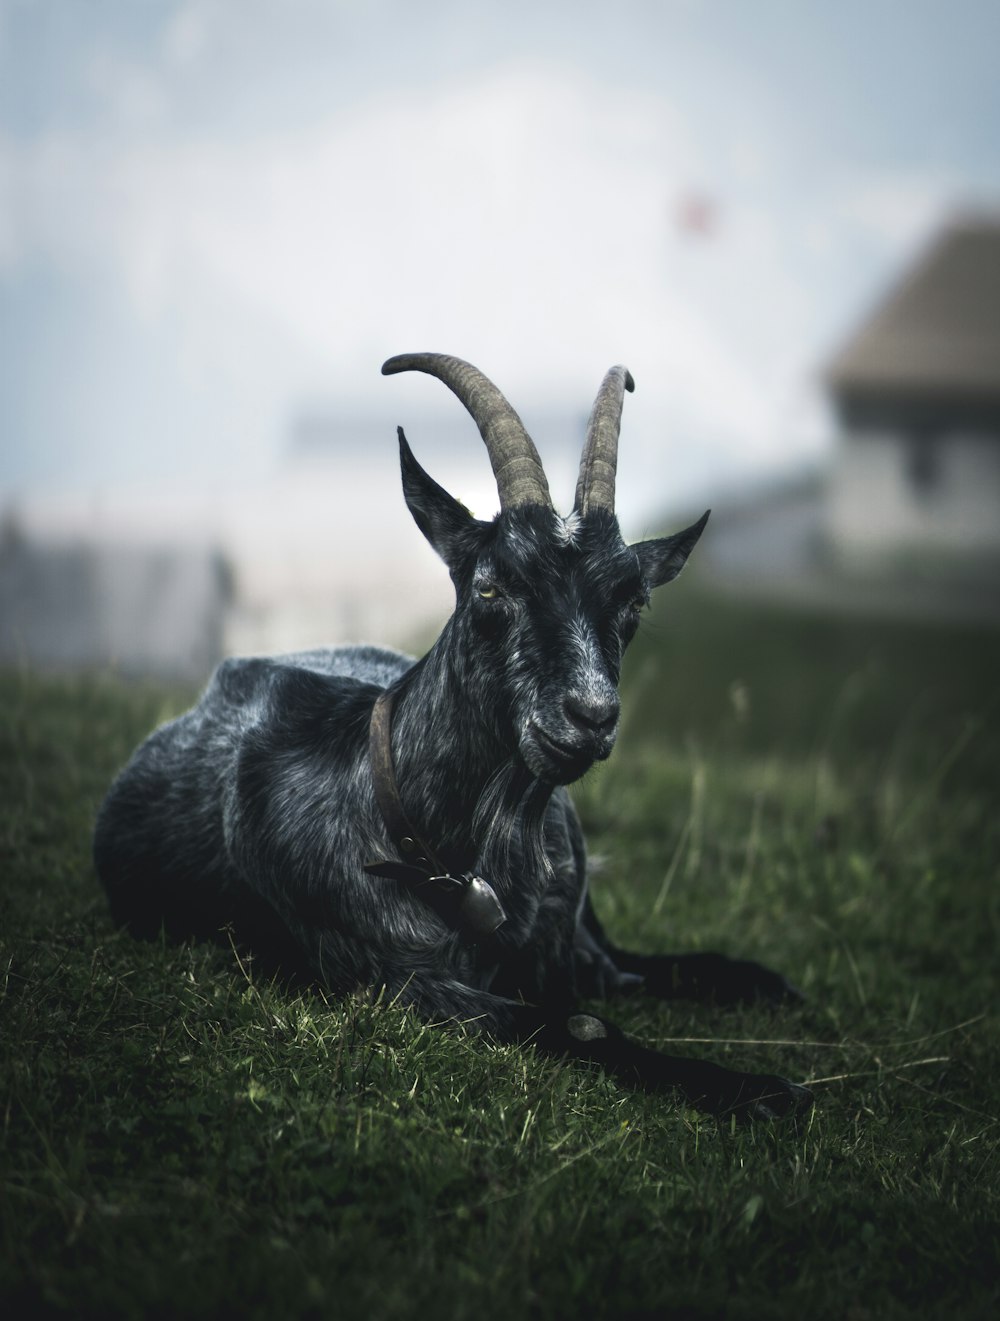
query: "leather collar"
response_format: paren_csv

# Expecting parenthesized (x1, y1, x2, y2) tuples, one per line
(363, 683, 506, 941)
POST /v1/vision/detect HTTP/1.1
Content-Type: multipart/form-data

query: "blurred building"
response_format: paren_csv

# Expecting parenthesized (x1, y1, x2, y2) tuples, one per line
(0, 513, 231, 679)
(695, 215, 1000, 622)
(826, 217, 1000, 570)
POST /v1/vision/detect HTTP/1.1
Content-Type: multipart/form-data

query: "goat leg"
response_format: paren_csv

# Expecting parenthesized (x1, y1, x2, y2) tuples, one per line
(577, 898, 802, 1005)
(383, 973, 810, 1121)
(516, 1006, 813, 1121)
(604, 948, 804, 1006)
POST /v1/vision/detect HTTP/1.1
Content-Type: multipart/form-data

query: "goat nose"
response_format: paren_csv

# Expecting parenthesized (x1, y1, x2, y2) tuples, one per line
(563, 691, 620, 736)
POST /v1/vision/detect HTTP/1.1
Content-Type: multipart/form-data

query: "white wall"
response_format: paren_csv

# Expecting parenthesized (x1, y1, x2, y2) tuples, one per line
(828, 430, 1000, 562)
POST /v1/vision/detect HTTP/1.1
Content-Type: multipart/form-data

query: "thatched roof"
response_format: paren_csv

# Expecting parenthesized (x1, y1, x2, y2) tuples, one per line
(826, 217, 1000, 403)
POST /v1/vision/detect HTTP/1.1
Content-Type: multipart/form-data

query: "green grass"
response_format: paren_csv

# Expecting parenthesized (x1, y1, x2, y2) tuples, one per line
(2, 587, 998, 1320)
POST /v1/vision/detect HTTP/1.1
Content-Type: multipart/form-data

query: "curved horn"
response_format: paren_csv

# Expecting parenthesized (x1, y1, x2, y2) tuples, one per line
(382, 353, 552, 511)
(573, 365, 634, 515)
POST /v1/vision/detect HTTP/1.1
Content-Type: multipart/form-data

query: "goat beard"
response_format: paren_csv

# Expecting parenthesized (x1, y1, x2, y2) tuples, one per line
(471, 755, 555, 889)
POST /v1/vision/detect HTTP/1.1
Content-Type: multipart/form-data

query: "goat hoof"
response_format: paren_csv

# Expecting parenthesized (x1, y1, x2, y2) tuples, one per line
(754, 1077, 813, 1120)
(729, 1075, 814, 1122)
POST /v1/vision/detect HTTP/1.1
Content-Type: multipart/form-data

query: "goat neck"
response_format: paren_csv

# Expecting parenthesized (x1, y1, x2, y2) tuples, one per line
(385, 623, 550, 879)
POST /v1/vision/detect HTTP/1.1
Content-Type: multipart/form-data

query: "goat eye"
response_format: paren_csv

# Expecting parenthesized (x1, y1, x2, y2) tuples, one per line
(477, 583, 500, 600)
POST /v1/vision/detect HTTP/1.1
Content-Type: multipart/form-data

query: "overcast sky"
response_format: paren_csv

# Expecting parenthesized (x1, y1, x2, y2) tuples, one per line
(2, 0, 999, 524)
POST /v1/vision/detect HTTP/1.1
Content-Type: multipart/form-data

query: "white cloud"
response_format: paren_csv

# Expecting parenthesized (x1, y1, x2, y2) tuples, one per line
(839, 169, 962, 250)
(162, 1, 211, 69)
(84, 45, 169, 128)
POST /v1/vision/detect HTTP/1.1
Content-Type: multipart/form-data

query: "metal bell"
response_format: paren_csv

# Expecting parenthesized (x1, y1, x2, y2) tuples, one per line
(458, 875, 506, 937)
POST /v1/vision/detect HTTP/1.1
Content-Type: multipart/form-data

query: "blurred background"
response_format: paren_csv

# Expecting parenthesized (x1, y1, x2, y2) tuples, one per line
(1, 0, 999, 678)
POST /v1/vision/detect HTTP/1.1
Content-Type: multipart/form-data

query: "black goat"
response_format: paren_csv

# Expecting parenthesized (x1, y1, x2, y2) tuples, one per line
(94, 353, 812, 1121)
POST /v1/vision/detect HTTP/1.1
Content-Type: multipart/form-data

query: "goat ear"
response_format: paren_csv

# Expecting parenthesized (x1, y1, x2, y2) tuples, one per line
(633, 510, 710, 588)
(398, 427, 478, 570)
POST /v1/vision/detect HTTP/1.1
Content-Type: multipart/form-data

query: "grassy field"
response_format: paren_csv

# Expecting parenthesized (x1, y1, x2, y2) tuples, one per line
(2, 584, 998, 1320)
